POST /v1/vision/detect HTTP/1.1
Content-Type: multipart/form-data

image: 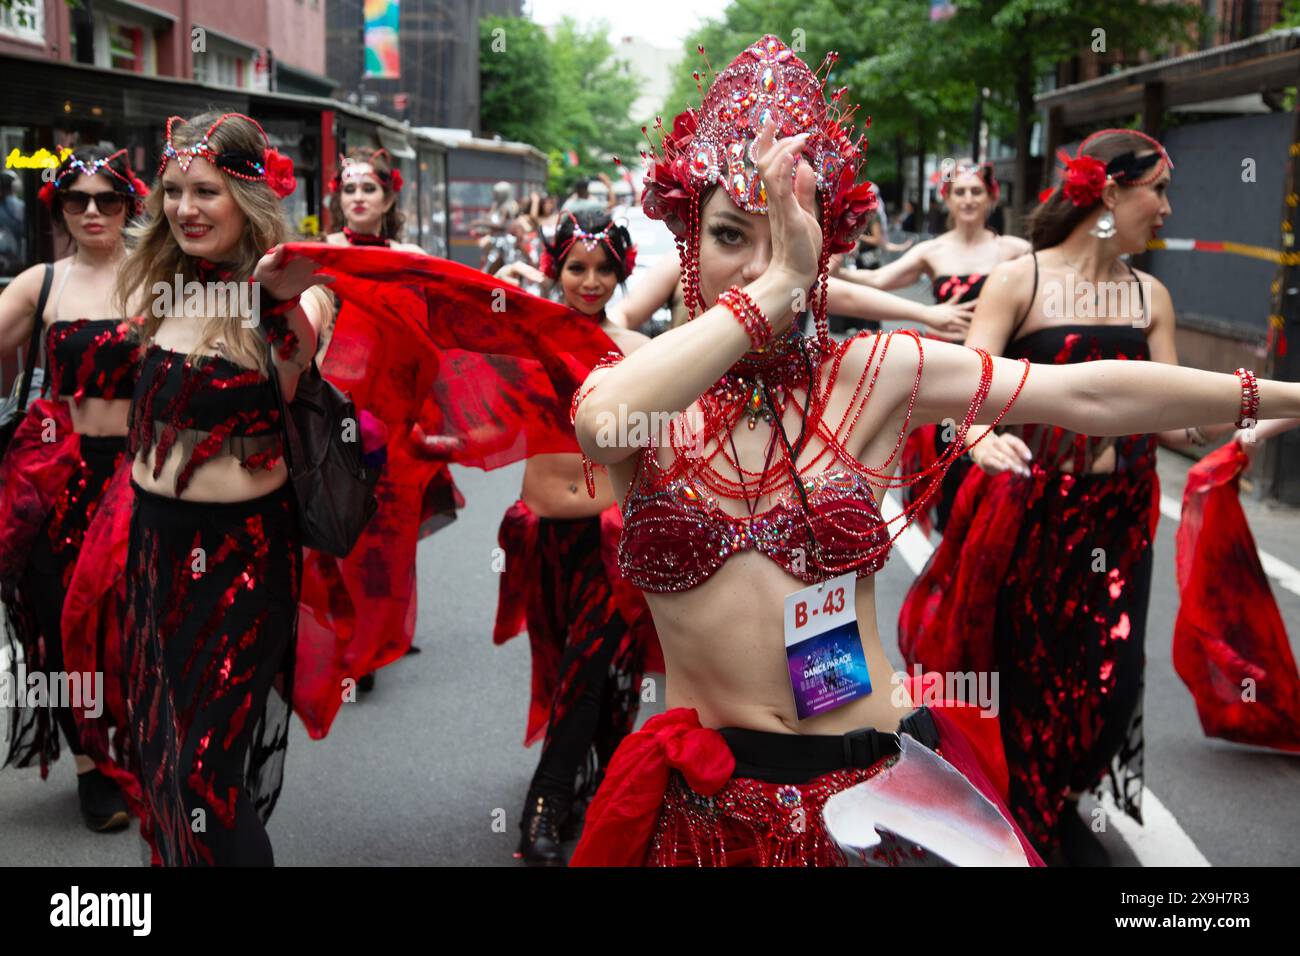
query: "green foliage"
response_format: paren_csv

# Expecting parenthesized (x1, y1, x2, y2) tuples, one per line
(657, 0, 1199, 199)
(480, 16, 642, 195)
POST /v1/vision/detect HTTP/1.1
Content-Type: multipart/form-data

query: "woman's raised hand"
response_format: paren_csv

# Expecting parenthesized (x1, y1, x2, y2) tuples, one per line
(753, 117, 822, 293)
(254, 245, 333, 300)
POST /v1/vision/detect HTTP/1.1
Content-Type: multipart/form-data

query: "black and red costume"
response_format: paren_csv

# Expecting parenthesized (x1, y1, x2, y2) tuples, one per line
(122, 340, 298, 866)
(1, 316, 142, 809)
(899, 273, 987, 536)
(900, 254, 1157, 855)
(493, 499, 660, 811)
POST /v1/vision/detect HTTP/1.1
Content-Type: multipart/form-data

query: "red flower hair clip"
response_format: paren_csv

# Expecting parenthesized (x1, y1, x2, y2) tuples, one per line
(263, 148, 297, 198)
(539, 249, 559, 280)
(1038, 129, 1173, 207)
(1057, 150, 1108, 207)
(38, 181, 56, 208)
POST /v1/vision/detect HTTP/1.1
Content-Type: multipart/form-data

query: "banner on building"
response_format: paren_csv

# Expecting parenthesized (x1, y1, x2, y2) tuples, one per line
(929, 0, 957, 21)
(363, 0, 401, 79)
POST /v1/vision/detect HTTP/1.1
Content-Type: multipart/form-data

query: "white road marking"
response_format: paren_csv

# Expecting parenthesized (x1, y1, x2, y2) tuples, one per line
(1099, 787, 1212, 867)
(883, 491, 1213, 867)
(1160, 493, 1300, 599)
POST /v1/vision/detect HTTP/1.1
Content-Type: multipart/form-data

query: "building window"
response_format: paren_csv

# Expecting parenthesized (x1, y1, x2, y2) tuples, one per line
(109, 22, 144, 72)
(0, 0, 44, 43)
(193, 38, 252, 89)
(91, 14, 157, 75)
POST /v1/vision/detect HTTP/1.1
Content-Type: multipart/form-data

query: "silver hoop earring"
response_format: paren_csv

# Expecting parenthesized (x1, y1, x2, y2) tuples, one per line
(1089, 210, 1116, 239)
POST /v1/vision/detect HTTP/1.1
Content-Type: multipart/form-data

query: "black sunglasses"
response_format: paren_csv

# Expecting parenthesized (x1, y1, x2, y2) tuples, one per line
(61, 190, 128, 215)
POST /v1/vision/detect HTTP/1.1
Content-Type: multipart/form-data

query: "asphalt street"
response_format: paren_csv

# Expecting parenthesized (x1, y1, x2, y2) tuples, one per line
(3, 318, 1299, 866)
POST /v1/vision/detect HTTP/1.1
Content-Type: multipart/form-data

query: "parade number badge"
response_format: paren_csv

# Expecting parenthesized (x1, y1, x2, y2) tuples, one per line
(783, 572, 872, 719)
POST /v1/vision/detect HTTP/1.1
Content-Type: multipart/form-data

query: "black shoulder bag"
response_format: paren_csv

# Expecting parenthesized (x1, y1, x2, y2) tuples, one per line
(266, 344, 380, 557)
(0, 263, 54, 454)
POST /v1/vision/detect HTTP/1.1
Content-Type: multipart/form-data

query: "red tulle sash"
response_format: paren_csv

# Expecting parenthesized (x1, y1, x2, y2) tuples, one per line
(1173, 441, 1300, 752)
(277, 245, 616, 738)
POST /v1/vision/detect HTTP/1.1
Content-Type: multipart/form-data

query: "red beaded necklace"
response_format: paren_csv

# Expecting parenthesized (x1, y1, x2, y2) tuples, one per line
(343, 227, 390, 247)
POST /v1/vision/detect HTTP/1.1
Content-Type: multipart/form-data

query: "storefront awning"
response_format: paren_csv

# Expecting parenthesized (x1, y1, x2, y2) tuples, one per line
(1036, 27, 1300, 126)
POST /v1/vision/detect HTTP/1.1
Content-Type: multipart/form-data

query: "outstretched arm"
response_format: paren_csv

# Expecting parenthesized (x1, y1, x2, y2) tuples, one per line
(827, 276, 972, 341)
(833, 239, 931, 291)
(899, 334, 1300, 436)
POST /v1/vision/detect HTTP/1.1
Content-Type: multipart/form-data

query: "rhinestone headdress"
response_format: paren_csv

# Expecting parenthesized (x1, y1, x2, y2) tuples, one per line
(639, 34, 877, 347)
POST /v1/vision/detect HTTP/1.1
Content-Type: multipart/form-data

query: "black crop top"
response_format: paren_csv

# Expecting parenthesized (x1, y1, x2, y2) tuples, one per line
(128, 345, 283, 496)
(931, 273, 987, 305)
(45, 318, 141, 402)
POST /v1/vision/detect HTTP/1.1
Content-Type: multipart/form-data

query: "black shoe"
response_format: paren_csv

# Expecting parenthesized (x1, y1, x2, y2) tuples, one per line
(358, 672, 376, 693)
(1057, 803, 1110, 867)
(77, 768, 129, 833)
(515, 796, 567, 866)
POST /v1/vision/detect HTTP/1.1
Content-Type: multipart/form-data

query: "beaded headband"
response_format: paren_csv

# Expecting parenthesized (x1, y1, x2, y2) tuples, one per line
(158, 113, 297, 199)
(939, 161, 1000, 202)
(540, 210, 636, 280)
(639, 34, 877, 347)
(38, 147, 149, 209)
(328, 149, 404, 194)
(1038, 128, 1173, 207)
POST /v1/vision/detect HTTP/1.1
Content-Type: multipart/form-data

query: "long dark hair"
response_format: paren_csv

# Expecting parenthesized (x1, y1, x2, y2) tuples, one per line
(542, 208, 636, 284)
(1027, 130, 1166, 251)
(328, 146, 405, 240)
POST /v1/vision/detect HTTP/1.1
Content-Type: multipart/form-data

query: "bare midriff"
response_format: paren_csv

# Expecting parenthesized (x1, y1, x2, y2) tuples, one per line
(64, 396, 131, 437)
(131, 447, 288, 503)
(521, 453, 615, 518)
(649, 559, 915, 734)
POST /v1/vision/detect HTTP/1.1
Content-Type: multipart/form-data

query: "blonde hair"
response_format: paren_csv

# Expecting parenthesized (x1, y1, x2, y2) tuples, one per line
(116, 111, 302, 372)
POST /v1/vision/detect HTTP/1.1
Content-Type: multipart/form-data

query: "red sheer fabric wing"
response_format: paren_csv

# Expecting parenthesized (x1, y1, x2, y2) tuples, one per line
(900, 424, 939, 538)
(293, 438, 438, 739)
(1173, 442, 1300, 752)
(600, 505, 664, 675)
(0, 400, 80, 588)
(898, 466, 1024, 674)
(570, 708, 734, 867)
(283, 244, 619, 470)
(493, 499, 537, 645)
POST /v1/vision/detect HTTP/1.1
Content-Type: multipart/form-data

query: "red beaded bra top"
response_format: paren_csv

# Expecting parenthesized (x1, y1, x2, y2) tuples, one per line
(128, 345, 283, 496)
(619, 450, 891, 592)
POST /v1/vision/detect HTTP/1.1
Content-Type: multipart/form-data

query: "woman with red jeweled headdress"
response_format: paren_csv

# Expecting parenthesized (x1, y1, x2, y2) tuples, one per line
(563, 35, 1300, 868)
(898, 130, 1262, 865)
(834, 161, 1030, 536)
(491, 207, 662, 866)
(0, 146, 149, 833)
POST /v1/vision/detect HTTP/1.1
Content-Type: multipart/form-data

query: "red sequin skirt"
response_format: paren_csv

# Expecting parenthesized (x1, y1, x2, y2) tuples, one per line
(493, 500, 656, 792)
(1, 422, 135, 805)
(124, 481, 301, 866)
(647, 719, 940, 867)
(900, 459, 1158, 854)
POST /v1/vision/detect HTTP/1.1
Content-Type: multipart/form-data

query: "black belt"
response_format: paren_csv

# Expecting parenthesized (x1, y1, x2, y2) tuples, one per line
(718, 708, 940, 785)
